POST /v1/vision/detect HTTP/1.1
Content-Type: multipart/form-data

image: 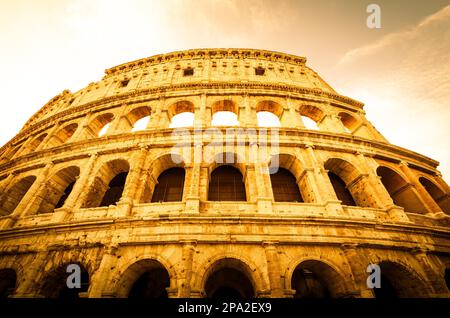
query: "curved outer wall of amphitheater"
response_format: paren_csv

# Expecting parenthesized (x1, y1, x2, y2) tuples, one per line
(0, 48, 450, 298)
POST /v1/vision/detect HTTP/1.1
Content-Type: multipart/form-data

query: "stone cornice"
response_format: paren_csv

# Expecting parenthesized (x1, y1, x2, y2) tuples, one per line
(0, 214, 449, 249)
(104, 48, 308, 76)
(0, 126, 440, 175)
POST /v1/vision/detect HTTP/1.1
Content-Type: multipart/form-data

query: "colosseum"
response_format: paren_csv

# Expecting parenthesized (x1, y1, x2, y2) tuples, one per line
(0, 48, 449, 299)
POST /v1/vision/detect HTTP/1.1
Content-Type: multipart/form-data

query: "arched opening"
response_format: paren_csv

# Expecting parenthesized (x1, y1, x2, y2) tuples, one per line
(257, 112, 281, 127)
(338, 112, 359, 133)
(299, 105, 323, 131)
(270, 168, 303, 202)
(291, 260, 348, 298)
(256, 100, 283, 127)
(301, 116, 319, 130)
(328, 172, 356, 206)
(36, 166, 80, 213)
(204, 258, 255, 299)
(324, 158, 375, 207)
(211, 100, 239, 126)
(168, 101, 195, 128)
(0, 145, 21, 162)
(82, 159, 129, 208)
(28, 133, 48, 152)
(99, 172, 128, 207)
(373, 261, 430, 298)
(117, 259, 170, 298)
(212, 111, 239, 126)
(39, 263, 89, 298)
(151, 168, 185, 202)
(127, 106, 152, 132)
(169, 112, 195, 128)
(88, 113, 114, 138)
(0, 175, 36, 216)
(46, 123, 78, 148)
(0, 269, 17, 298)
(377, 166, 427, 213)
(131, 116, 150, 132)
(419, 177, 450, 214)
(208, 165, 246, 201)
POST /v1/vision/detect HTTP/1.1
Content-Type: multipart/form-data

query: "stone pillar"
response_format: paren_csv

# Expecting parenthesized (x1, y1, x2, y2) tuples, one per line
(244, 164, 258, 204)
(412, 248, 450, 297)
(12, 162, 54, 219)
(115, 112, 135, 133)
(249, 142, 273, 213)
(263, 242, 284, 297)
(105, 105, 128, 135)
(325, 114, 347, 133)
(399, 162, 443, 215)
(239, 94, 257, 127)
(199, 165, 210, 202)
(88, 244, 120, 297)
(36, 123, 61, 151)
(14, 137, 35, 158)
(177, 241, 196, 297)
(147, 96, 170, 129)
(118, 147, 149, 216)
(356, 154, 410, 222)
(194, 94, 209, 128)
(70, 153, 99, 210)
(70, 112, 94, 141)
(0, 172, 15, 195)
(13, 250, 49, 297)
(301, 145, 343, 214)
(281, 96, 304, 128)
(341, 244, 374, 298)
(184, 159, 201, 213)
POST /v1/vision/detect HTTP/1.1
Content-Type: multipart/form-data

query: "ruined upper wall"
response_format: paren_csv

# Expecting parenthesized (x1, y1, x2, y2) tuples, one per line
(19, 49, 362, 131)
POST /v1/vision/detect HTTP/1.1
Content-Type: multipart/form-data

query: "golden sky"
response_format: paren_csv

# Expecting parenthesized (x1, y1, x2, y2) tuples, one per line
(0, 0, 449, 182)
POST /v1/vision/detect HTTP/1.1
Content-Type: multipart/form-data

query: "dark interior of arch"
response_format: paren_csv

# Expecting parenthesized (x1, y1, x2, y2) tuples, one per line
(291, 267, 331, 298)
(205, 267, 255, 299)
(373, 274, 399, 299)
(419, 177, 450, 214)
(328, 172, 356, 206)
(377, 166, 426, 213)
(208, 165, 246, 201)
(270, 168, 303, 202)
(373, 262, 428, 298)
(54, 181, 76, 209)
(128, 268, 170, 298)
(151, 168, 185, 202)
(40, 264, 89, 298)
(99, 172, 128, 207)
(0, 176, 36, 216)
(445, 268, 450, 291)
(0, 269, 17, 298)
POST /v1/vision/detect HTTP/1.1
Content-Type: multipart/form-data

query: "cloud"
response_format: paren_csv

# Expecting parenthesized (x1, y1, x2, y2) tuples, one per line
(332, 5, 450, 183)
(339, 5, 450, 65)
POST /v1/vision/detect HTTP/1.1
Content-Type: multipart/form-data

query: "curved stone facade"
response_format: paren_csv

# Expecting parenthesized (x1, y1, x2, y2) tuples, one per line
(0, 48, 449, 298)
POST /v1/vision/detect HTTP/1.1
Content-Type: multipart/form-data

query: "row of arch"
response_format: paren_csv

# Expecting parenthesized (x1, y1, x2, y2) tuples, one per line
(1, 256, 448, 298)
(1, 152, 448, 217)
(0, 98, 374, 163)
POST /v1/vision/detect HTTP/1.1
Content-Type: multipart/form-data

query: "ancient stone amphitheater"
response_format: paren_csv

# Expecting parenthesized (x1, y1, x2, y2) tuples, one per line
(0, 48, 449, 299)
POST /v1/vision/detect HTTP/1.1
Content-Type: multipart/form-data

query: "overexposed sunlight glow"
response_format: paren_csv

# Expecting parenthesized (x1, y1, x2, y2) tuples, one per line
(257, 111, 281, 127)
(211, 111, 239, 126)
(132, 116, 150, 132)
(98, 123, 110, 137)
(169, 112, 195, 128)
(301, 116, 320, 130)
